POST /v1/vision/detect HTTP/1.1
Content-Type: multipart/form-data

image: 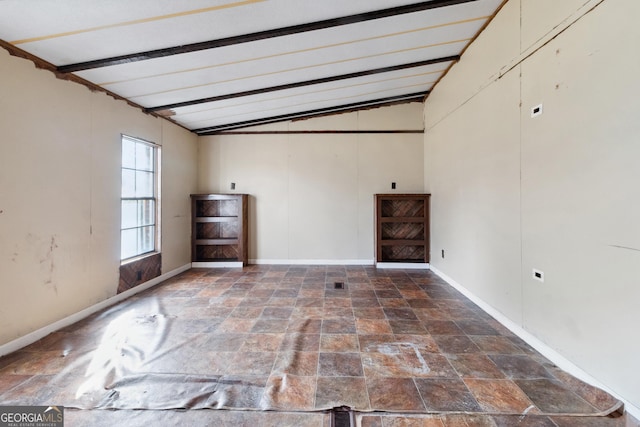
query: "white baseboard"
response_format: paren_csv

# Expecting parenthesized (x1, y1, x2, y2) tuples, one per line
(376, 262, 430, 269)
(430, 266, 640, 420)
(192, 261, 243, 268)
(250, 259, 374, 265)
(0, 263, 191, 358)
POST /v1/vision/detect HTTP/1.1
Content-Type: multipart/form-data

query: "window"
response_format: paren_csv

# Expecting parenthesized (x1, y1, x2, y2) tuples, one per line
(121, 135, 160, 261)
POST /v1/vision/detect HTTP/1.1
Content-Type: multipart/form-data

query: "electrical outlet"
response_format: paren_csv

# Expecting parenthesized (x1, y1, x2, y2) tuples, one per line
(230, 182, 236, 190)
(531, 103, 543, 118)
(441, 249, 445, 259)
(532, 268, 544, 282)
(391, 182, 396, 190)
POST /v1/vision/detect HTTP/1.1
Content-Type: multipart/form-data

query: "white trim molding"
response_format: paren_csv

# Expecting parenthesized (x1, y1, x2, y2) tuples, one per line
(376, 262, 430, 269)
(0, 263, 191, 358)
(192, 261, 244, 268)
(250, 259, 374, 265)
(430, 266, 640, 420)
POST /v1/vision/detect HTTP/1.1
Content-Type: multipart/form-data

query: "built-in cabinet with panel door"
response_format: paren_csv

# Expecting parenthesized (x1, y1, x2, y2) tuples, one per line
(191, 194, 248, 267)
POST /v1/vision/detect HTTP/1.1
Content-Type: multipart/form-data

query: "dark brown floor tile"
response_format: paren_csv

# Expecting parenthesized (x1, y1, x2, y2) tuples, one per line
(379, 298, 411, 308)
(515, 378, 597, 414)
(315, 376, 370, 410)
(273, 351, 319, 376)
(262, 374, 316, 411)
(362, 351, 413, 378)
(455, 319, 500, 336)
(415, 378, 482, 412)
(410, 352, 459, 378)
(352, 298, 381, 308)
(406, 298, 438, 309)
(203, 333, 246, 351)
(296, 298, 324, 307)
(354, 307, 386, 319)
(359, 334, 397, 352)
(489, 355, 554, 379)
(367, 377, 426, 411)
(394, 334, 440, 353)
(216, 318, 256, 333)
(549, 367, 621, 412)
(351, 290, 377, 299)
(0, 350, 76, 375)
(251, 289, 276, 298)
(469, 335, 525, 354)
(251, 319, 289, 333)
(399, 290, 430, 300)
(322, 319, 356, 334)
(356, 319, 393, 335)
(491, 415, 556, 427)
(441, 413, 497, 426)
(318, 353, 363, 377)
(261, 307, 294, 319)
(433, 335, 482, 354)
(279, 333, 320, 352)
(229, 306, 264, 318)
(291, 307, 325, 319)
(299, 289, 324, 298)
(360, 415, 383, 427)
(272, 288, 300, 298)
(550, 416, 628, 427)
(0, 374, 32, 394)
(323, 307, 354, 318)
(414, 308, 453, 321)
(384, 308, 419, 321)
(389, 321, 428, 335)
(320, 334, 359, 352)
(287, 318, 322, 334)
(447, 354, 505, 379)
(240, 333, 284, 352)
(266, 297, 297, 307)
(377, 415, 446, 426)
(0, 374, 60, 405)
(464, 378, 538, 414)
(373, 289, 401, 298)
(239, 297, 271, 307)
(425, 320, 465, 335)
(324, 297, 352, 307)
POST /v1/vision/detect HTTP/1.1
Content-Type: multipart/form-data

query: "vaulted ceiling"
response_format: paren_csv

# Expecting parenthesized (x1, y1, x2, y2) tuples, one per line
(0, 0, 504, 134)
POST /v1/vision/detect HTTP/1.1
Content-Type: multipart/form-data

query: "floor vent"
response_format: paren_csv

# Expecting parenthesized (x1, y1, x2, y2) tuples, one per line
(331, 406, 354, 427)
(334, 282, 344, 289)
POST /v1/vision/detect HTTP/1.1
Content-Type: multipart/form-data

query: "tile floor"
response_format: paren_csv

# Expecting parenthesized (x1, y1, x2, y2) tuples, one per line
(0, 265, 637, 426)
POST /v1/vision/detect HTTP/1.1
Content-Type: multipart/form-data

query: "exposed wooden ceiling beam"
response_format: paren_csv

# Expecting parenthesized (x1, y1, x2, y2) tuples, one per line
(194, 93, 427, 134)
(57, 0, 478, 73)
(146, 55, 458, 113)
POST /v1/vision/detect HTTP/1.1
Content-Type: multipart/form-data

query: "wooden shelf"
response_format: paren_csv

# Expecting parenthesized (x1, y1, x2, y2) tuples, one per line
(191, 194, 248, 266)
(194, 216, 238, 223)
(375, 194, 430, 264)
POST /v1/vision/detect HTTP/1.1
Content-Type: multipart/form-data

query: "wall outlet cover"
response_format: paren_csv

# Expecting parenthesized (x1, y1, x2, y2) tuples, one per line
(532, 268, 544, 282)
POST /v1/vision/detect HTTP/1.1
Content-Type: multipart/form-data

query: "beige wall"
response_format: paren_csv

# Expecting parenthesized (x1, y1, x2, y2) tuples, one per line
(425, 0, 640, 410)
(0, 49, 198, 346)
(198, 104, 425, 262)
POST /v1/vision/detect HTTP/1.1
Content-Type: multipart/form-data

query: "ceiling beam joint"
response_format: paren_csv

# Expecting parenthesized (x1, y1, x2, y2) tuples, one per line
(145, 55, 459, 113)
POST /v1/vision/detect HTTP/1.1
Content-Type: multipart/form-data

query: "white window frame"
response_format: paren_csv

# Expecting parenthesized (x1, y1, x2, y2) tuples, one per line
(120, 135, 161, 263)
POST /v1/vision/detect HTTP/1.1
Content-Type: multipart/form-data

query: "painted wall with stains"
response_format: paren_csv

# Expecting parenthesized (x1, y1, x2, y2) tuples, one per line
(0, 48, 198, 346)
(424, 0, 640, 411)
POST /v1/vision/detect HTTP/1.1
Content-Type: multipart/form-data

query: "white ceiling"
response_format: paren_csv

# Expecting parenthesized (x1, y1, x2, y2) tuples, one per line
(0, 0, 504, 133)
